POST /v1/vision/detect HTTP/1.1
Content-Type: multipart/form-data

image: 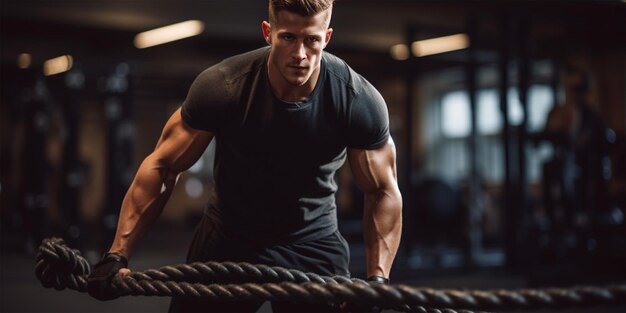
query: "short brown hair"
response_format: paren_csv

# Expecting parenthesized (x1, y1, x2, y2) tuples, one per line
(268, 0, 334, 25)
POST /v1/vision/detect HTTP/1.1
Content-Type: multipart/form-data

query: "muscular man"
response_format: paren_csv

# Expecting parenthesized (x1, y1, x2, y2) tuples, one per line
(88, 1, 402, 311)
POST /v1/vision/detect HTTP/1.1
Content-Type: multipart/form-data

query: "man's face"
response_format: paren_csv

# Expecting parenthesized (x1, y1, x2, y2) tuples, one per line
(263, 9, 333, 88)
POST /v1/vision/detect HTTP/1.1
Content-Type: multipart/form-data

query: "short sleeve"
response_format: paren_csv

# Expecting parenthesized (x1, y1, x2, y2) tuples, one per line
(181, 65, 232, 132)
(346, 79, 390, 149)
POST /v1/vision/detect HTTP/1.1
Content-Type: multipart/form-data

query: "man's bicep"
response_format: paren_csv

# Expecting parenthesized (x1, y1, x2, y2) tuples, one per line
(347, 138, 398, 193)
(152, 108, 214, 173)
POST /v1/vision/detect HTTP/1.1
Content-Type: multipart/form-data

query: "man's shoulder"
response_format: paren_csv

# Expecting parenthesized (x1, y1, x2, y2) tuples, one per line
(323, 51, 376, 96)
(323, 51, 352, 84)
(210, 47, 269, 83)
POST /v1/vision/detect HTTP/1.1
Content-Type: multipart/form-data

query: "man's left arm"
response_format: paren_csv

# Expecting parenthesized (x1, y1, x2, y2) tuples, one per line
(347, 137, 402, 280)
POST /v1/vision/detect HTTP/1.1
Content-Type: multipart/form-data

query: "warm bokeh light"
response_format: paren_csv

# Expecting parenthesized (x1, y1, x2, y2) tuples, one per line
(43, 55, 73, 76)
(134, 20, 205, 49)
(411, 33, 469, 57)
(17, 53, 32, 69)
(390, 44, 410, 61)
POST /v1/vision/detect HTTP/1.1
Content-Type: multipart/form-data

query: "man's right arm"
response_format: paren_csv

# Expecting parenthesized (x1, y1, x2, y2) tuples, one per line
(108, 107, 213, 260)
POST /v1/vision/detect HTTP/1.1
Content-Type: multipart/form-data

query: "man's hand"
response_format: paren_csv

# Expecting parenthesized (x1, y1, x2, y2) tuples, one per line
(366, 275, 389, 284)
(87, 253, 129, 301)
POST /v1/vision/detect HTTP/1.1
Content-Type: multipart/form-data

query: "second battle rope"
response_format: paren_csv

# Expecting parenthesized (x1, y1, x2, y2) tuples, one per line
(36, 237, 626, 312)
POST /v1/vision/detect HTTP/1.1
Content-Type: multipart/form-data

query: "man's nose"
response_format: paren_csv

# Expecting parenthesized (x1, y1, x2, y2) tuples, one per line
(292, 42, 306, 60)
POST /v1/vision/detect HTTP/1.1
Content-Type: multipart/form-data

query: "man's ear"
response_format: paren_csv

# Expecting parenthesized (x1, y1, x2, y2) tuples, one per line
(261, 21, 272, 45)
(323, 28, 333, 49)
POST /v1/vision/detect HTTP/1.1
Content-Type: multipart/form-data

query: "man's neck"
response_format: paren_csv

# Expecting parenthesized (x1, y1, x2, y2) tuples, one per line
(267, 62, 320, 103)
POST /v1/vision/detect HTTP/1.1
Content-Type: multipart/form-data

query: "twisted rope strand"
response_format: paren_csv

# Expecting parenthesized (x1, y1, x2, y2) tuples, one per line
(35, 237, 626, 312)
(130, 261, 352, 285)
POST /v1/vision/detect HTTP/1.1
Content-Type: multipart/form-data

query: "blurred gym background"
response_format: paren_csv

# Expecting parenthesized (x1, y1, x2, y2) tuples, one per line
(1, 0, 624, 312)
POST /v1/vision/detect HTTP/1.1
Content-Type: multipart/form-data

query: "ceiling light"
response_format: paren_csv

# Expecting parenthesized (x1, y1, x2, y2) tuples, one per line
(411, 33, 469, 57)
(43, 55, 73, 76)
(134, 20, 205, 49)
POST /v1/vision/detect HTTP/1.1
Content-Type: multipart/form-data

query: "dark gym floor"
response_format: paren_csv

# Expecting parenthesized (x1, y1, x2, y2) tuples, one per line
(1, 226, 624, 313)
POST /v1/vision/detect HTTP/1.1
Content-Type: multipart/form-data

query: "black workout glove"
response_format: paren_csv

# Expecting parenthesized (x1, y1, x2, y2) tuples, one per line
(87, 252, 128, 301)
(366, 275, 390, 284)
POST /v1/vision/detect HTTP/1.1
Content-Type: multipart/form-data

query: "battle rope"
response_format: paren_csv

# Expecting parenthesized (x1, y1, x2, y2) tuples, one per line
(36, 237, 626, 312)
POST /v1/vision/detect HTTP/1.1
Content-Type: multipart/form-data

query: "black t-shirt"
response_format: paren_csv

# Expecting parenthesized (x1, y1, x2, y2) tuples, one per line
(181, 47, 389, 244)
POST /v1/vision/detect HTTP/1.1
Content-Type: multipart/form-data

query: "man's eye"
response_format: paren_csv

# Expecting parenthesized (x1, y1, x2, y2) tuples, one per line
(306, 37, 319, 43)
(282, 35, 295, 41)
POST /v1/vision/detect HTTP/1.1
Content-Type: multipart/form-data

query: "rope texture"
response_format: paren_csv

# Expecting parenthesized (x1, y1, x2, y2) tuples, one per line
(35, 237, 626, 312)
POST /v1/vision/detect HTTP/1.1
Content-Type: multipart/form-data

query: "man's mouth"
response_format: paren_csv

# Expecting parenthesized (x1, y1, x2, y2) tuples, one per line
(289, 65, 308, 70)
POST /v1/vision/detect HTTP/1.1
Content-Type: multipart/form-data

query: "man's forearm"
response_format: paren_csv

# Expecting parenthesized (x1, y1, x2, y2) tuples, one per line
(363, 188, 402, 278)
(109, 155, 178, 260)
